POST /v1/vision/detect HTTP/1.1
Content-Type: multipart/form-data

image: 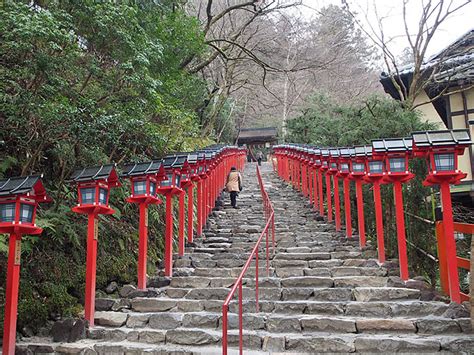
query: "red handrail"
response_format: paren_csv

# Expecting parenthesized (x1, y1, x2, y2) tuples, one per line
(222, 165, 275, 355)
(436, 221, 473, 302)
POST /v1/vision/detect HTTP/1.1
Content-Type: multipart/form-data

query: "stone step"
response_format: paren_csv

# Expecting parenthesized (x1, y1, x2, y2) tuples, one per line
(20, 329, 474, 353)
(94, 309, 469, 335)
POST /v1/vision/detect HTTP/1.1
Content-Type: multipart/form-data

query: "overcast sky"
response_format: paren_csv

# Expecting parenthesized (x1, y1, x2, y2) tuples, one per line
(300, 0, 473, 58)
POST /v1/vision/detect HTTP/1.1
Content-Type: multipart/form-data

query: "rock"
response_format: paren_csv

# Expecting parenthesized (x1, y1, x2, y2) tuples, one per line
(281, 276, 334, 288)
(170, 277, 210, 288)
(304, 302, 345, 315)
(354, 336, 440, 352)
(166, 329, 219, 345)
(68, 319, 87, 342)
(148, 313, 183, 329)
(442, 302, 470, 319)
(51, 318, 75, 342)
(183, 313, 220, 328)
(111, 298, 131, 312)
(131, 298, 177, 312)
(119, 284, 136, 298)
(138, 329, 166, 344)
(126, 313, 150, 328)
(95, 298, 116, 311)
(286, 336, 355, 352)
(416, 317, 461, 334)
(301, 316, 356, 332)
(94, 311, 128, 327)
(177, 300, 205, 312)
(353, 287, 420, 301)
(313, 288, 353, 301)
(147, 277, 171, 288)
(127, 289, 159, 299)
(356, 319, 416, 333)
(262, 335, 285, 351)
(266, 316, 301, 332)
(333, 276, 386, 288)
(14, 346, 33, 355)
(346, 302, 392, 317)
(226, 314, 265, 330)
(105, 281, 118, 294)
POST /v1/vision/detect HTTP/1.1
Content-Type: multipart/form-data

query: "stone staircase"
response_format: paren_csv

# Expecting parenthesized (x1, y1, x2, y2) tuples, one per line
(16, 163, 473, 354)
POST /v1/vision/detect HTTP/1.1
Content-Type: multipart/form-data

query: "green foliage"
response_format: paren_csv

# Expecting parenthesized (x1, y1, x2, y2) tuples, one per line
(288, 93, 441, 283)
(0, 1, 210, 335)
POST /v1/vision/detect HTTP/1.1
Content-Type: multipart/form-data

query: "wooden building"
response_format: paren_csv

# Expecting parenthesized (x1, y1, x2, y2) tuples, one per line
(380, 29, 474, 198)
(236, 127, 278, 149)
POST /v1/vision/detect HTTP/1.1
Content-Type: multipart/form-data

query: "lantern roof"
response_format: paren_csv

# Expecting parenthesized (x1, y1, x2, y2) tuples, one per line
(354, 145, 372, 157)
(162, 155, 180, 168)
(0, 175, 51, 201)
(411, 129, 471, 148)
(69, 164, 120, 186)
(372, 137, 412, 152)
(339, 148, 352, 157)
(329, 148, 340, 157)
(121, 160, 162, 177)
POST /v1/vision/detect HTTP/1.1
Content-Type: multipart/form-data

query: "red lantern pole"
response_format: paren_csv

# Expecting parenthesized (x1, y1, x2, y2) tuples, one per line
(355, 179, 366, 248)
(343, 178, 352, 237)
(318, 171, 324, 216)
(325, 173, 332, 222)
(196, 179, 203, 237)
(84, 213, 98, 326)
(308, 168, 313, 203)
(439, 182, 461, 302)
(137, 203, 148, 289)
(373, 182, 385, 263)
(178, 191, 185, 256)
(313, 169, 319, 210)
(164, 194, 174, 277)
(187, 184, 194, 243)
(393, 181, 408, 280)
(2, 233, 21, 355)
(333, 175, 341, 231)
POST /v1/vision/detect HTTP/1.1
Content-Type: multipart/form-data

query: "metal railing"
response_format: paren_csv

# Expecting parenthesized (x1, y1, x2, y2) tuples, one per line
(221, 165, 275, 355)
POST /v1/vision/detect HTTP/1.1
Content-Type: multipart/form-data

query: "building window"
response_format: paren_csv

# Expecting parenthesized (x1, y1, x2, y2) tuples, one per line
(434, 153, 455, 171)
(20, 203, 34, 223)
(0, 203, 16, 222)
(389, 158, 405, 173)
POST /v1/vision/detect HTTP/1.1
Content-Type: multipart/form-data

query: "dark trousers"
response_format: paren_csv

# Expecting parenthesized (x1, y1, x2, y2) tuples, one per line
(230, 191, 238, 207)
(257, 158, 262, 166)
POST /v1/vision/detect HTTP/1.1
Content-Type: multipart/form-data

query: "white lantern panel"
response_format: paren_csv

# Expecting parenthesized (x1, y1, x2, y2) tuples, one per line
(0, 203, 16, 222)
(20, 203, 34, 223)
(389, 158, 406, 172)
(434, 153, 455, 171)
(81, 188, 95, 204)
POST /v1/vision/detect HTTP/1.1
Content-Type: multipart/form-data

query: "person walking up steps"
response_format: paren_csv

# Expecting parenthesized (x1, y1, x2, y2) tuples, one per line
(257, 150, 263, 166)
(226, 167, 242, 208)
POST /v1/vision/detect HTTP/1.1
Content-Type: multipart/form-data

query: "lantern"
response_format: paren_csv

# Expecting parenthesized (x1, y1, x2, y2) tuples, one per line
(411, 129, 472, 302)
(329, 148, 342, 231)
(372, 137, 413, 280)
(0, 175, 51, 355)
(363, 146, 387, 264)
(69, 164, 120, 327)
(338, 148, 353, 238)
(350, 146, 370, 248)
(122, 160, 164, 290)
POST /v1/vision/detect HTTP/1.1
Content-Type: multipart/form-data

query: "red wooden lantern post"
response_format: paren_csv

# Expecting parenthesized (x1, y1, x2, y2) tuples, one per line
(372, 137, 414, 280)
(309, 148, 319, 211)
(337, 148, 353, 238)
(412, 129, 472, 302)
(69, 165, 121, 326)
(196, 152, 207, 237)
(321, 149, 331, 221)
(186, 155, 200, 244)
(122, 161, 165, 289)
(364, 146, 387, 264)
(0, 176, 51, 355)
(301, 148, 309, 197)
(329, 149, 342, 231)
(157, 156, 184, 277)
(350, 147, 369, 248)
